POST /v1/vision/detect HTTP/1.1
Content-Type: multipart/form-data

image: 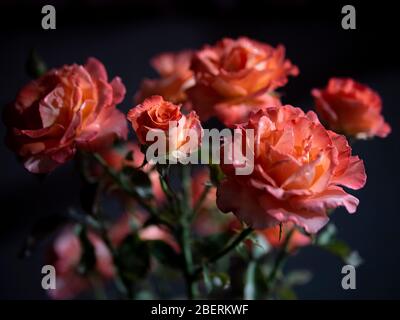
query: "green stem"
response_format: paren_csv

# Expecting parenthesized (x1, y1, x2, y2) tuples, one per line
(266, 228, 295, 295)
(193, 183, 212, 215)
(93, 153, 155, 214)
(92, 153, 173, 230)
(179, 165, 197, 299)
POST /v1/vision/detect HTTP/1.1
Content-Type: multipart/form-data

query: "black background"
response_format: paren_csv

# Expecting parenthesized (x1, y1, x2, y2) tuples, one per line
(0, 0, 399, 299)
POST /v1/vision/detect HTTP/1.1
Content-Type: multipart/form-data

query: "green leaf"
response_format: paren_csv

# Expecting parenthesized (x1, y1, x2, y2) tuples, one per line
(147, 240, 182, 268)
(25, 49, 47, 78)
(315, 224, 363, 267)
(76, 225, 97, 275)
(321, 239, 351, 259)
(117, 234, 150, 282)
(120, 166, 153, 199)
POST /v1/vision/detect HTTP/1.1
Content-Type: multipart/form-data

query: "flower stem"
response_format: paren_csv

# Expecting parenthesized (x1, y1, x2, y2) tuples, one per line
(179, 165, 197, 299)
(193, 183, 212, 215)
(266, 228, 294, 295)
(92, 153, 172, 229)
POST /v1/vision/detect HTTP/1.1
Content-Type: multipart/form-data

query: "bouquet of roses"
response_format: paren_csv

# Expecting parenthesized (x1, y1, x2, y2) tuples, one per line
(3, 37, 390, 299)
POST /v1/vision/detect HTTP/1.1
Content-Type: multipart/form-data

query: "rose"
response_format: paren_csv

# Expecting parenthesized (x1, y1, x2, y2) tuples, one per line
(187, 37, 298, 126)
(135, 50, 194, 104)
(311, 78, 391, 139)
(217, 105, 367, 234)
(3, 58, 127, 173)
(47, 227, 114, 299)
(127, 95, 203, 158)
(48, 213, 179, 299)
(261, 222, 311, 253)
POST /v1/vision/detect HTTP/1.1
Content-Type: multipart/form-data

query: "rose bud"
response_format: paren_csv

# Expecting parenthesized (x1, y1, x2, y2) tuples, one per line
(217, 105, 366, 234)
(312, 78, 391, 139)
(3, 58, 127, 173)
(187, 37, 298, 126)
(127, 95, 203, 161)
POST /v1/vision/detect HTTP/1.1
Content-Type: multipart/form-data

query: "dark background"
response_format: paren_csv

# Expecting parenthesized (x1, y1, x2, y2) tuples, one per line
(0, 0, 399, 299)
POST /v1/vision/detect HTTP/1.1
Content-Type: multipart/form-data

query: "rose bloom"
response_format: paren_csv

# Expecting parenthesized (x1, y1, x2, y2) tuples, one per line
(217, 105, 367, 234)
(135, 50, 194, 104)
(261, 222, 311, 253)
(127, 95, 203, 158)
(48, 213, 178, 299)
(187, 37, 298, 126)
(47, 227, 114, 300)
(3, 58, 127, 173)
(312, 78, 391, 139)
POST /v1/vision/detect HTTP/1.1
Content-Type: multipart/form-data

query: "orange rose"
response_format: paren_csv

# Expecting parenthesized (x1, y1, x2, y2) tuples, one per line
(127, 95, 203, 158)
(187, 37, 298, 126)
(217, 105, 366, 234)
(312, 78, 391, 139)
(3, 58, 127, 173)
(135, 50, 194, 104)
(261, 222, 311, 253)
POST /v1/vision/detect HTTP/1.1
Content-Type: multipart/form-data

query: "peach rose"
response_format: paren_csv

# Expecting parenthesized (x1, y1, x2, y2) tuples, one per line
(187, 37, 298, 126)
(311, 78, 391, 139)
(127, 95, 203, 158)
(47, 227, 114, 299)
(48, 212, 179, 299)
(261, 222, 311, 253)
(3, 58, 127, 173)
(135, 50, 194, 104)
(217, 105, 367, 234)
